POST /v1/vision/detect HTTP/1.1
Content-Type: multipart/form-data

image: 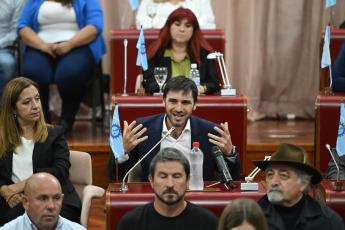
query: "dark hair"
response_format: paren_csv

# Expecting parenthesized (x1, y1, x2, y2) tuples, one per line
(163, 76, 198, 103)
(218, 198, 268, 230)
(147, 8, 214, 66)
(58, 0, 73, 7)
(149, 147, 190, 180)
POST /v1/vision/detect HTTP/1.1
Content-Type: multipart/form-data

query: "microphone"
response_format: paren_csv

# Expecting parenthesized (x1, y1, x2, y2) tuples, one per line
(122, 39, 129, 96)
(326, 144, 340, 173)
(211, 146, 235, 189)
(121, 127, 176, 191)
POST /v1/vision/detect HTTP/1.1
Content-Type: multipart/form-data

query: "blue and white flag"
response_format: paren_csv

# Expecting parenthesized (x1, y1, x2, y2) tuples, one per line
(336, 103, 345, 157)
(136, 28, 148, 71)
(321, 26, 331, 68)
(326, 0, 336, 8)
(110, 105, 125, 159)
(128, 0, 139, 11)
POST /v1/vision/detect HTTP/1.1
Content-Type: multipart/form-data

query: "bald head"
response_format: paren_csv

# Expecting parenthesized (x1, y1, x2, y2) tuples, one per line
(24, 173, 62, 197)
(22, 173, 64, 230)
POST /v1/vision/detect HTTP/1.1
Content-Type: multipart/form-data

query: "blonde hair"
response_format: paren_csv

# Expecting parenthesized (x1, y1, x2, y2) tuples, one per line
(218, 198, 268, 230)
(0, 77, 48, 159)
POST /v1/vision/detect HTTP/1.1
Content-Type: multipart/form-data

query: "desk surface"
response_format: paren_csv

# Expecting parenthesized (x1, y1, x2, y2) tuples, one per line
(113, 94, 247, 174)
(106, 182, 267, 230)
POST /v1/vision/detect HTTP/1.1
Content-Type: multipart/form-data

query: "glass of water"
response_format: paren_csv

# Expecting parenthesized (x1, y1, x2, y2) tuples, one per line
(154, 67, 167, 94)
(147, 4, 157, 27)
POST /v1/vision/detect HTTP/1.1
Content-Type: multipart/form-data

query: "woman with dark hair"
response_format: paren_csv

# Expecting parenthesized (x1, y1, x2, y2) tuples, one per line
(0, 77, 81, 225)
(218, 198, 268, 230)
(143, 7, 220, 94)
(18, 0, 106, 133)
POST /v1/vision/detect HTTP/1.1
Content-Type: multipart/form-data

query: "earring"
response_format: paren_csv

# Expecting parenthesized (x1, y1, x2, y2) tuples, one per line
(14, 114, 17, 118)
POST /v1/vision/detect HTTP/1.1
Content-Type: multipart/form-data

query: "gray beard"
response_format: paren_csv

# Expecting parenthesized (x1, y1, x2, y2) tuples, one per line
(268, 187, 283, 205)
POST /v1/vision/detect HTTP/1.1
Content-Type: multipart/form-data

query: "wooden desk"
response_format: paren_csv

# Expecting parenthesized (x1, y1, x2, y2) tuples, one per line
(315, 180, 345, 220)
(110, 29, 225, 94)
(315, 92, 345, 173)
(106, 182, 267, 230)
(114, 94, 247, 174)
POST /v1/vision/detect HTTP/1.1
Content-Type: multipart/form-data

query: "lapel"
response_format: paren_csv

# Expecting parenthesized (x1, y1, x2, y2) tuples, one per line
(142, 114, 165, 156)
(32, 142, 41, 171)
(190, 116, 201, 147)
(4, 149, 14, 178)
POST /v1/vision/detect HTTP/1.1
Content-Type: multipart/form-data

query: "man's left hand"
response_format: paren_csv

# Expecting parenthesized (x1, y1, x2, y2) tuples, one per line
(208, 122, 233, 155)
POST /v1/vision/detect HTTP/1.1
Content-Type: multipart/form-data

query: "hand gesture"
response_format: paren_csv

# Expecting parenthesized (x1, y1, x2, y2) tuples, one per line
(208, 122, 233, 155)
(122, 120, 148, 153)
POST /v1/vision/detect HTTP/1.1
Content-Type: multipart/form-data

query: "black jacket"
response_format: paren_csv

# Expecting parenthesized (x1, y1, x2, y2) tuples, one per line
(0, 125, 81, 210)
(143, 49, 220, 94)
(258, 194, 345, 230)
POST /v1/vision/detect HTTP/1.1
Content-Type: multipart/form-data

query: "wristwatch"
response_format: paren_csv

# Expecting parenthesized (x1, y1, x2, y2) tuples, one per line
(228, 145, 237, 157)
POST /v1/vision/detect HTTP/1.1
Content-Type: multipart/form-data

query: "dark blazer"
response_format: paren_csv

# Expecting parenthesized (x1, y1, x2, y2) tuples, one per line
(332, 41, 345, 92)
(107, 114, 241, 182)
(142, 49, 220, 94)
(0, 125, 81, 210)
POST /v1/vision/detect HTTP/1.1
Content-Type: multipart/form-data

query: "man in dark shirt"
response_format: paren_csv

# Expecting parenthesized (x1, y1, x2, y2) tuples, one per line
(117, 147, 219, 230)
(253, 143, 344, 230)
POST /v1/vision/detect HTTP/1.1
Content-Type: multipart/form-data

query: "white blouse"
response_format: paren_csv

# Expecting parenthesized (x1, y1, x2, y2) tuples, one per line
(12, 137, 35, 183)
(37, 1, 79, 43)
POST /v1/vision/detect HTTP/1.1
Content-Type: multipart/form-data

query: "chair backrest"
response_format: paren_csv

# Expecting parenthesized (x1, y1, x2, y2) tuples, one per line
(320, 28, 345, 91)
(69, 151, 92, 198)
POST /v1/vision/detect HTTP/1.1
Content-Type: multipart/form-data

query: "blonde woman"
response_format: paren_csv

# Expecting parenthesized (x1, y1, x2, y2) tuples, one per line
(0, 77, 81, 225)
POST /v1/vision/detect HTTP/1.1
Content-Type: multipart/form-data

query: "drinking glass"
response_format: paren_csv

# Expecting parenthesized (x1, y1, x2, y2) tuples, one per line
(154, 67, 167, 95)
(147, 4, 157, 27)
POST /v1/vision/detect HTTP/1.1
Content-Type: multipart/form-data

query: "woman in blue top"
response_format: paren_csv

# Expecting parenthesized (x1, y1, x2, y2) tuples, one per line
(18, 0, 106, 133)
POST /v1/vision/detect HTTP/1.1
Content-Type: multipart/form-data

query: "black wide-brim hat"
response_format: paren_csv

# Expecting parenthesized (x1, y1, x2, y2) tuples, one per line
(253, 143, 322, 184)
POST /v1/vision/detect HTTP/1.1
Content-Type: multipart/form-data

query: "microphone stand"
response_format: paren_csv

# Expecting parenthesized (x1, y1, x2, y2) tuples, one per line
(122, 39, 129, 96)
(204, 175, 235, 191)
(240, 156, 271, 191)
(326, 144, 344, 191)
(121, 127, 175, 191)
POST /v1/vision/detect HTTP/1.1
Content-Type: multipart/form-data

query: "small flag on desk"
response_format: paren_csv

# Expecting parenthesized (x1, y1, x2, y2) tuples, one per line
(128, 0, 139, 11)
(136, 27, 148, 71)
(326, 0, 336, 8)
(110, 105, 125, 159)
(321, 26, 331, 69)
(336, 103, 345, 157)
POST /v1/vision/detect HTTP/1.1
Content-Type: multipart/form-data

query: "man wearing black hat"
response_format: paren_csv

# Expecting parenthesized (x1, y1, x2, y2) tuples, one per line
(253, 143, 345, 230)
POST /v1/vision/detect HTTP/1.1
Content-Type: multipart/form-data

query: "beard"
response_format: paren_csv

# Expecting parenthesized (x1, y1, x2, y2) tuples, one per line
(155, 187, 185, 205)
(268, 186, 283, 205)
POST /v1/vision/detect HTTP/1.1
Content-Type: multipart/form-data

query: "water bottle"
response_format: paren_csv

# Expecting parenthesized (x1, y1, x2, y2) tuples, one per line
(189, 142, 204, 190)
(189, 63, 200, 91)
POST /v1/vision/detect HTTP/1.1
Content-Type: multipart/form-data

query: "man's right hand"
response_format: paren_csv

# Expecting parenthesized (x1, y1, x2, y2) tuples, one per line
(123, 120, 148, 153)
